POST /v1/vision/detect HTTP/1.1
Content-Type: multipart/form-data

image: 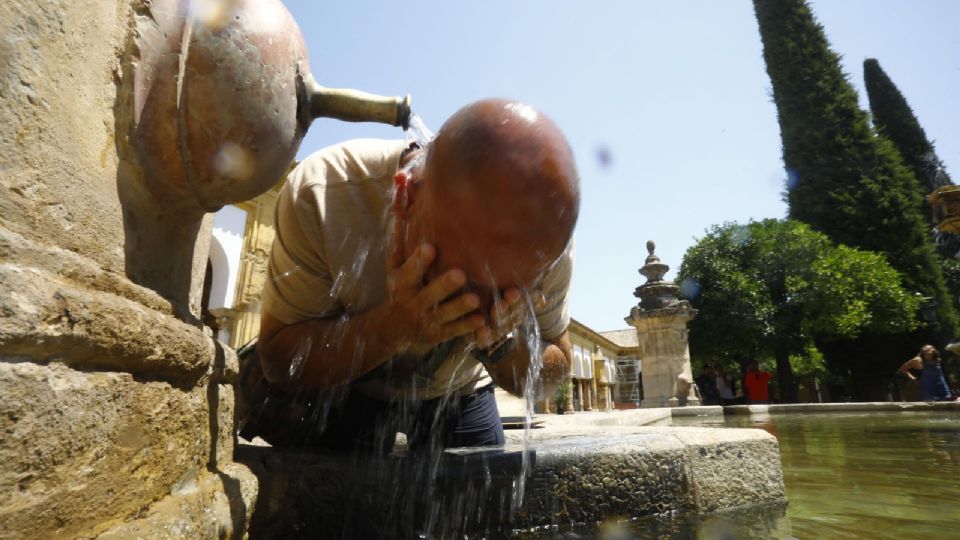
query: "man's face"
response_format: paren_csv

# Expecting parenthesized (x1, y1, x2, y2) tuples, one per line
(427, 218, 545, 327)
(403, 183, 547, 327)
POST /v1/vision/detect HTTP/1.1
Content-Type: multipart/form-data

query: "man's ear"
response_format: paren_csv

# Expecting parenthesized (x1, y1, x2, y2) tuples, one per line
(393, 172, 417, 220)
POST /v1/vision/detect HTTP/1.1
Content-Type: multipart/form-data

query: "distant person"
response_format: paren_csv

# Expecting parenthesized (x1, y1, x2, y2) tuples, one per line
(695, 364, 720, 405)
(899, 345, 955, 402)
(742, 361, 773, 404)
(715, 365, 741, 405)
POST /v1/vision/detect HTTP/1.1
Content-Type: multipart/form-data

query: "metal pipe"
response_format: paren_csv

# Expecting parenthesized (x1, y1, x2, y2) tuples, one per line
(301, 73, 411, 130)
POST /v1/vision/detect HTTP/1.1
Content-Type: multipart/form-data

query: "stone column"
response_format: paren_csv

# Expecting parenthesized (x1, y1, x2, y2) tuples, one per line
(625, 241, 699, 408)
(629, 307, 698, 408)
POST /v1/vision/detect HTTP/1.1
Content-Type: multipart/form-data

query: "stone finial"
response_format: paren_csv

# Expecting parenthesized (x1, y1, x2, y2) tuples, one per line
(633, 239, 683, 311)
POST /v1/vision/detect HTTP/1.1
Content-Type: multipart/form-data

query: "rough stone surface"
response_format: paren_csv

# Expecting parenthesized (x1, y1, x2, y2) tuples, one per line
(0, 256, 216, 385)
(0, 1, 253, 538)
(514, 434, 693, 527)
(95, 464, 258, 540)
(0, 362, 232, 539)
(672, 427, 784, 513)
(0, 0, 129, 275)
(241, 425, 786, 538)
(724, 401, 960, 415)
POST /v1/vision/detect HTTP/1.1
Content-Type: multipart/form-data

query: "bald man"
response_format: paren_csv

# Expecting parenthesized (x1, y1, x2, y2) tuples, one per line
(244, 99, 579, 452)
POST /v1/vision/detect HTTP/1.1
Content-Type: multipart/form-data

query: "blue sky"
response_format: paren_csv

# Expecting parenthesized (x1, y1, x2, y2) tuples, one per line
(284, 0, 960, 332)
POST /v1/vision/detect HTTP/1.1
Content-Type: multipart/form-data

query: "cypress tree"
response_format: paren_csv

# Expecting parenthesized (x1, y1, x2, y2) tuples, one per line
(863, 58, 960, 261)
(752, 0, 958, 339)
(863, 58, 952, 197)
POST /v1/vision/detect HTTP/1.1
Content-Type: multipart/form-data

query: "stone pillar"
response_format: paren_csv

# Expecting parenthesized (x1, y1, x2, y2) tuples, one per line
(0, 1, 282, 536)
(625, 241, 699, 408)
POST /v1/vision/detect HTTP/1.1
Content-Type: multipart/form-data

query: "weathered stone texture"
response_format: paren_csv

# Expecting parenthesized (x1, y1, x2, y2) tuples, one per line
(0, 362, 229, 539)
(0, 0, 129, 274)
(515, 434, 693, 526)
(95, 463, 258, 540)
(0, 256, 215, 385)
(673, 427, 785, 513)
(241, 426, 786, 538)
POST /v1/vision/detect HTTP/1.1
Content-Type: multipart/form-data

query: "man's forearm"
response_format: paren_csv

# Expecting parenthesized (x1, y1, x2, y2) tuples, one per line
(487, 332, 571, 400)
(258, 305, 401, 390)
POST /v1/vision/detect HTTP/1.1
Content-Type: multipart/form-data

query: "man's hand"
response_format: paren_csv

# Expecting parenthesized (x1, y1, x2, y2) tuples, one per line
(382, 243, 486, 354)
(473, 288, 546, 349)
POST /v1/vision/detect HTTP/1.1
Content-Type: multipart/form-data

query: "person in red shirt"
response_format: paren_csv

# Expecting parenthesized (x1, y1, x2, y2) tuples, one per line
(742, 361, 773, 404)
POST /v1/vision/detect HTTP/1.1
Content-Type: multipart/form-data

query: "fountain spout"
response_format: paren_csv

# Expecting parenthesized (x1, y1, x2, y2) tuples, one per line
(301, 73, 411, 130)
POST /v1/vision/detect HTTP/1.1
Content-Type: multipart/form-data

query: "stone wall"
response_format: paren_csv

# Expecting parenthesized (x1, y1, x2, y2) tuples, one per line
(0, 1, 256, 537)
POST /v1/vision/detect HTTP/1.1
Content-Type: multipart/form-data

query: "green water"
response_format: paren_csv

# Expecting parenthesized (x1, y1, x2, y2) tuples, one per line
(677, 411, 960, 539)
(523, 411, 959, 539)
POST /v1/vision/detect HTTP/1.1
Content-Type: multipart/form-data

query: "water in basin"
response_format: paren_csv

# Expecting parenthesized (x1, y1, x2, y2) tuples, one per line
(672, 411, 960, 539)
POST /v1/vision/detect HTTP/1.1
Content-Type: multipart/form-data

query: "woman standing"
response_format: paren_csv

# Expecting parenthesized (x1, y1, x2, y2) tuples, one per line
(899, 345, 954, 401)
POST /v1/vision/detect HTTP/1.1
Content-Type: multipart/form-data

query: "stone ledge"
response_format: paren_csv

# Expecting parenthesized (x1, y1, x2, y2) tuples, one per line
(94, 464, 258, 540)
(0, 226, 175, 319)
(671, 405, 725, 417)
(723, 401, 960, 415)
(239, 425, 784, 538)
(0, 262, 222, 386)
(0, 362, 233, 539)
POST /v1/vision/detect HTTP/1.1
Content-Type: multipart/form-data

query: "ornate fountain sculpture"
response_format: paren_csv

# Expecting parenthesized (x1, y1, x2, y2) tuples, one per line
(0, 0, 413, 536)
(122, 0, 413, 316)
(625, 240, 699, 407)
(929, 186, 960, 235)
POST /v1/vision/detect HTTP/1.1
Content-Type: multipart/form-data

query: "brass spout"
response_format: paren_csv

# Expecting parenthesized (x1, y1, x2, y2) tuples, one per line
(300, 73, 411, 131)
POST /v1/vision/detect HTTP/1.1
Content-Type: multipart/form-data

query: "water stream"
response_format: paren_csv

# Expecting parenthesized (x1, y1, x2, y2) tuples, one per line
(405, 112, 435, 148)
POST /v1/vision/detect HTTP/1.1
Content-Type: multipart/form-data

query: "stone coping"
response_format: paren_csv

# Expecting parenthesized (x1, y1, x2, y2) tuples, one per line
(722, 401, 960, 415)
(512, 401, 956, 429)
(238, 422, 785, 538)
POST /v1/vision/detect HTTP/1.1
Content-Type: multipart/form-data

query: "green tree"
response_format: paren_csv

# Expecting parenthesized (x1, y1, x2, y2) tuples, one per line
(862, 58, 960, 311)
(863, 58, 952, 199)
(678, 220, 920, 402)
(752, 0, 957, 340)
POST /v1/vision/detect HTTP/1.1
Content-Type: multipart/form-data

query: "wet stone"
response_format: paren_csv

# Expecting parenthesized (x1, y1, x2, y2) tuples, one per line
(240, 427, 785, 538)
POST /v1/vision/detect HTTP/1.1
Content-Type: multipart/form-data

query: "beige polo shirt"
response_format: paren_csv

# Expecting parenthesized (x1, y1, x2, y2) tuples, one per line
(261, 138, 572, 401)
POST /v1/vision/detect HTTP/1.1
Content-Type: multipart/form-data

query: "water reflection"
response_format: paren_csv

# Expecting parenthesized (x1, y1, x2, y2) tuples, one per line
(674, 411, 960, 540)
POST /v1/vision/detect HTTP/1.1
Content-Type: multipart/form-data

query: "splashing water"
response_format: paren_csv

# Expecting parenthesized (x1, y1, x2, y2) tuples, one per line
(288, 335, 313, 380)
(405, 112, 435, 148)
(511, 289, 543, 514)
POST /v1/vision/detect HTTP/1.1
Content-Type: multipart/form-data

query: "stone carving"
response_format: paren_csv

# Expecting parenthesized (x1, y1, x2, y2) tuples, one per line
(0, 0, 410, 536)
(625, 240, 699, 408)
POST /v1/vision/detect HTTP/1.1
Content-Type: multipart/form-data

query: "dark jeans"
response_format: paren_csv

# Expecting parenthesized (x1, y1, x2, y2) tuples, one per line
(299, 384, 506, 454)
(237, 341, 504, 453)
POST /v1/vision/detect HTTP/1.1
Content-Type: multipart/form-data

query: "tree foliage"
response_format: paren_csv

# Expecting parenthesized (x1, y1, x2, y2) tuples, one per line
(862, 59, 960, 306)
(678, 220, 920, 401)
(863, 58, 952, 197)
(752, 0, 957, 339)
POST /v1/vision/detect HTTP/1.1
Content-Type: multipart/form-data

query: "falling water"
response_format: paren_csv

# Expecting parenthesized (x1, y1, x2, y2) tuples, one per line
(405, 112, 435, 148)
(511, 290, 543, 514)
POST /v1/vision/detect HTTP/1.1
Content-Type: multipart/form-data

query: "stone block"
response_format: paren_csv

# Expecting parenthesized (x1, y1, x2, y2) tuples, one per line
(239, 424, 785, 538)
(95, 463, 258, 540)
(672, 427, 785, 513)
(0, 362, 226, 539)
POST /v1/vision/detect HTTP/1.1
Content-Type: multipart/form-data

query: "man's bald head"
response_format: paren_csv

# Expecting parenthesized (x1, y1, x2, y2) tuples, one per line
(413, 99, 579, 290)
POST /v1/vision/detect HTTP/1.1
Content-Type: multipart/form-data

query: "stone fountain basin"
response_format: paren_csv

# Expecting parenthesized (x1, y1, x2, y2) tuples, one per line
(237, 408, 785, 538)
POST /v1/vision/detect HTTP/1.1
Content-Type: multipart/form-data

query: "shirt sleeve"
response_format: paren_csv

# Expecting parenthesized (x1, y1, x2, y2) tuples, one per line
(260, 167, 341, 325)
(536, 240, 574, 341)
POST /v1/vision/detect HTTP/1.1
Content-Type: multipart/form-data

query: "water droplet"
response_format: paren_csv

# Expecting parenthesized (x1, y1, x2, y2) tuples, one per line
(785, 168, 800, 191)
(731, 225, 752, 246)
(213, 142, 254, 180)
(679, 277, 701, 300)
